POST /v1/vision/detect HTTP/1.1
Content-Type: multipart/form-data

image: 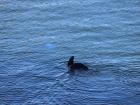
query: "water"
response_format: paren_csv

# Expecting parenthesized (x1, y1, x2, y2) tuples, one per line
(0, 0, 140, 105)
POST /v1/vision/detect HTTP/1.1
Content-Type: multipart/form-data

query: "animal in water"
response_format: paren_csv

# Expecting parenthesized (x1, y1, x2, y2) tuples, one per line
(68, 56, 88, 71)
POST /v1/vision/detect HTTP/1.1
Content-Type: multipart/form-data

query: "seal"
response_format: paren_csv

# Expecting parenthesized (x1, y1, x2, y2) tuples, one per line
(68, 56, 88, 71)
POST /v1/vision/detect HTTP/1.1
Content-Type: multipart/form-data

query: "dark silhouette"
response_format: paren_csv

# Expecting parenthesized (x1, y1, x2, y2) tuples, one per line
(68, 56, 88, 71)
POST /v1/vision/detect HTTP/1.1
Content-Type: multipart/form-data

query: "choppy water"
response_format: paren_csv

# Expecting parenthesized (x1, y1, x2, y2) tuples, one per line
(0, 0, 140, 105)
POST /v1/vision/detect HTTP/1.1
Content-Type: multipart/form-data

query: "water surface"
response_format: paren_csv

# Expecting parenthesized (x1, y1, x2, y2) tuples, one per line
(0, 0, 140, 105)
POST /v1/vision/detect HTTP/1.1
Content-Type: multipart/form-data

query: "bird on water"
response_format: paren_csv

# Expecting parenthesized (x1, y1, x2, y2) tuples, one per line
(68, 56, 88, 71)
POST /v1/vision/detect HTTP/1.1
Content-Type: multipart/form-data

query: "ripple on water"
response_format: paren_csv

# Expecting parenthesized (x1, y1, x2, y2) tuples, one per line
(0, 0, 140, 104)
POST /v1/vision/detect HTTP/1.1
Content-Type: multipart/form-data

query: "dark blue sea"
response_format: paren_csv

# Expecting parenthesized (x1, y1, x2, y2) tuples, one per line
(0, 0, 140, 105)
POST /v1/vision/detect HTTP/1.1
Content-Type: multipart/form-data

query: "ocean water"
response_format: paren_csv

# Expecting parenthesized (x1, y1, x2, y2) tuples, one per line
(0, 0, 140, 105)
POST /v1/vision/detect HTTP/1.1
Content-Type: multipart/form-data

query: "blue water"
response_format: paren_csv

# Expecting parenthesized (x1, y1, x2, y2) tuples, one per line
(0, 0, 140, 105)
